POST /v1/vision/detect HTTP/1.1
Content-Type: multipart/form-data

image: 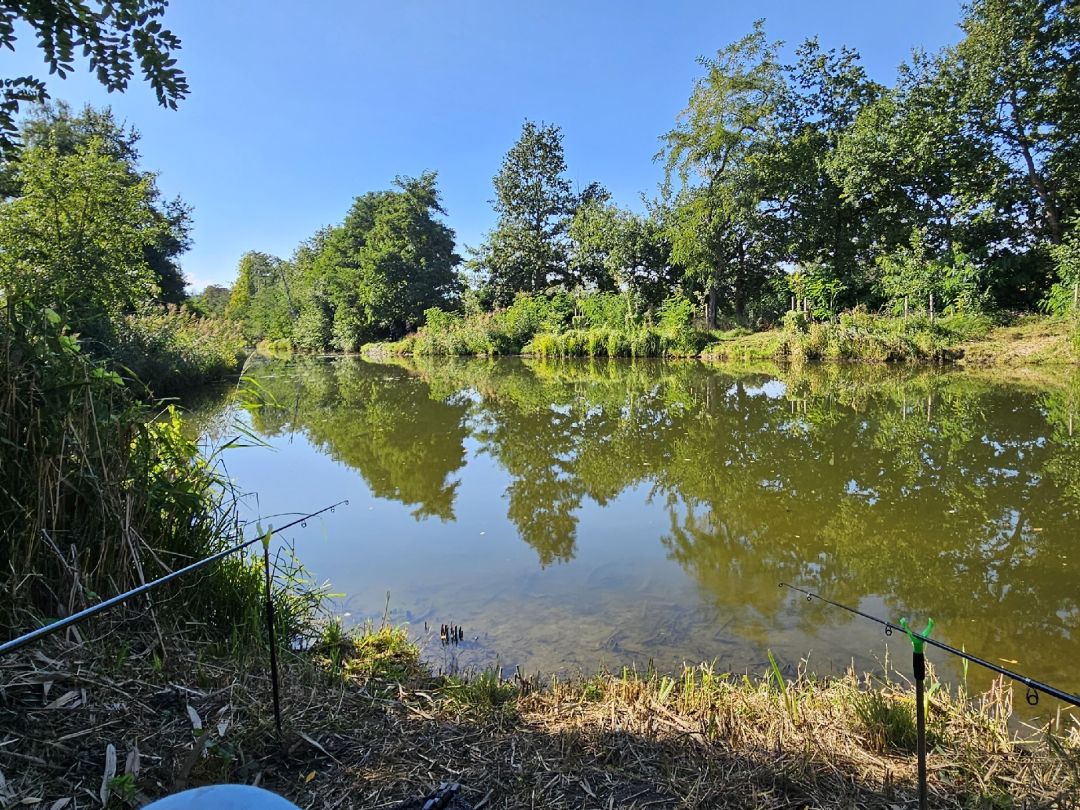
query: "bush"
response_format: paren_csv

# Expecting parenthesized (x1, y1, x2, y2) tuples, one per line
(112, 305, 246, 394)
(0, 303, 278, 638)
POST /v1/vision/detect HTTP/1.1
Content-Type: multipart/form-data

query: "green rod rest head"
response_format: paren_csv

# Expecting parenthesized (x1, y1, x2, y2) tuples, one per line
(899, 616, 934, 654)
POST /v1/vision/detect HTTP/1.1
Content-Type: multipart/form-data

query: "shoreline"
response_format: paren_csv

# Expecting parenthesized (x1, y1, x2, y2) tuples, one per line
(356, 315, 1079, 369)
(5, 622, 1077, 808)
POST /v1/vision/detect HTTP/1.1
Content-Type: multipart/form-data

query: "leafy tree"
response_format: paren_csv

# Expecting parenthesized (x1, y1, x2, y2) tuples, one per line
(568, 198, 674, 312)
(1044, 227, 1080, 315)
(762, 40, 883, 305)
(319, 172, 460, 349)
(6, 103, 192, 303)
(659, 21, 785, 327)
(0, 0, 188, 153)
(473, 121, 578, 304)
(0, 137, 167, 339)
(188, 284, 232, 319)
(225, 251, 294, 342)
(955, 0, 1078, 245)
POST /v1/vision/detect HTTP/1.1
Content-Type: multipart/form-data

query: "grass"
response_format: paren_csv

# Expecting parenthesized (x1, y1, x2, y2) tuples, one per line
(372, 303, 1079, 367)
(0, 302, 310, 648)
(5, 622, 1077, 809)
(959, 314, 1079, 366)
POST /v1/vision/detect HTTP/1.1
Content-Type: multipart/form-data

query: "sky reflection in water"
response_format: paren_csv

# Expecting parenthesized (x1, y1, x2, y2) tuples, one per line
(191, 356, 1080, 713)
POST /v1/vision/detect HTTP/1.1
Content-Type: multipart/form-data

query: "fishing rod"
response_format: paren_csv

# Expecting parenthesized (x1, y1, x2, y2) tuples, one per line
(0, 499, 349, 657)
(779, 582, 1080, 709)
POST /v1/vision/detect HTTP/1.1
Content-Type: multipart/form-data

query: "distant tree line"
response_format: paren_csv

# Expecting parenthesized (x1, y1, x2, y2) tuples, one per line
(221, 0, 1079, 347)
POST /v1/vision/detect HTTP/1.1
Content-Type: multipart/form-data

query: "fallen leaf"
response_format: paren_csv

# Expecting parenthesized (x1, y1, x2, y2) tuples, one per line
(49, 800, 72, 810)
(186, 704, 202, 731)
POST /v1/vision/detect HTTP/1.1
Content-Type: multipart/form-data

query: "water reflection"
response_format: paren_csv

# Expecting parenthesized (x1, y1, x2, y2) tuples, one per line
(195, 356, 1080, 704)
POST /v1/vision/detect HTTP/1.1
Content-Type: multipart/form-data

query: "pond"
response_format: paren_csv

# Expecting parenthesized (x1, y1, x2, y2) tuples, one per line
(190, 356, 1080, 715)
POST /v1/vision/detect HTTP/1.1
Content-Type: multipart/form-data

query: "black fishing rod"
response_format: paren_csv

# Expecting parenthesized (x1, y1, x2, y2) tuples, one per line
(0, 500, 348, 657)
(779, 582, 1080, 709)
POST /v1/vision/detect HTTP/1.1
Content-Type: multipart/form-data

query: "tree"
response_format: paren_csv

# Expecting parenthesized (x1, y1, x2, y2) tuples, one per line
(568, 198, 674, 312)
(0, 0, 188, 153)
(955, 0, 1078, 246)
(188, 284, 231, 319)
(473, 121, 577, 304)
(0, 137, 167, 338)
(314, 172, 460, 350)
(7, 103, 193, 303)
(225, 251, 294, 342)
(761, 40, 883, 305)
(659, 21, 784, 327)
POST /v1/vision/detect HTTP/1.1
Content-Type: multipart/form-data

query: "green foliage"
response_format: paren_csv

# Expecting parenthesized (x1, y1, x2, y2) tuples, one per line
(0, 1, 188, 154)
(876, 230, 991, 316)
(229, 174, 461, 352)
(188, 285, 232, 319)
(1044, 229, 1080, 316)
(111, 305, 246, 395)
(12, 102, 193, 303)
(226, 251, 295, 343)
(0, 302, 267, 634)
(472, 121, 578, 304)
(0, 137, 168, 341)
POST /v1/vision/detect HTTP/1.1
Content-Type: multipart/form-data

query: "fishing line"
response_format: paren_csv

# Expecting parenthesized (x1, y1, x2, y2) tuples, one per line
(778, 582, 1080, 709)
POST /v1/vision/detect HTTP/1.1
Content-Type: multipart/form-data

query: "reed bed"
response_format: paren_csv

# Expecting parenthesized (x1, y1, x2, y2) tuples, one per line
(0, 305, 280, 641)
(2, 620, 1076, 809)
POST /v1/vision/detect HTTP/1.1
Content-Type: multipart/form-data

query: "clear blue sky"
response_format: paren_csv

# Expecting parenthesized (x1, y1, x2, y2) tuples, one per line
(4, 1, 965, 291)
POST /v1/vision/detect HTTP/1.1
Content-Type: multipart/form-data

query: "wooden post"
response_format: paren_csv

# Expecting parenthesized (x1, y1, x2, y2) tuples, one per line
(929, 293, 935, 325)
(1073, 281, 1078, 311)
(904, 296, 909, 320)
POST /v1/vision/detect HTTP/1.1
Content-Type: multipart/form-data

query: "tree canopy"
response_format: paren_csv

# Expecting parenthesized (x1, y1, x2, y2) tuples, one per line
(0, 0, 188, 153)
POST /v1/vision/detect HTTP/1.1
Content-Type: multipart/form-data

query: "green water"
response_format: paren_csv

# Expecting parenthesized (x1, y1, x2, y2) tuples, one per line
(194, 356, 1079, 712)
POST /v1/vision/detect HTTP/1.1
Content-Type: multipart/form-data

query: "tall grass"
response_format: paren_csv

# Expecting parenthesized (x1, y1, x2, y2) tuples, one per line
(0, 302, 290, 641)
(110, 304, 247, 395)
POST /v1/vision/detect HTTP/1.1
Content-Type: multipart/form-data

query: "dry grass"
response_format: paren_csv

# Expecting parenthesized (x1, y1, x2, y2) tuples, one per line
(2, 621, 1078, 810)
(959, 316, 1078, 366)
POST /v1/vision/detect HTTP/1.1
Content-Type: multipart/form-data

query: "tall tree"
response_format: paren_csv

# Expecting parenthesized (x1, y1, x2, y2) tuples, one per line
(0, 137, 168, 339)
(955, 0, 1079, 246)
(317, 172, 461, 349)
(225, 251, 294, 342)
(473, 121, 577, 304)
(0, 0, 188, 153)
(761, 40, 883, 309)
(7, 103, 192, 303)
(659, 21, 784, 327)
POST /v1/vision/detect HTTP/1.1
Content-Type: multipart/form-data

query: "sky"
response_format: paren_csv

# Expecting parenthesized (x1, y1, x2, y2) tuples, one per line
(2, 1, 967, 291)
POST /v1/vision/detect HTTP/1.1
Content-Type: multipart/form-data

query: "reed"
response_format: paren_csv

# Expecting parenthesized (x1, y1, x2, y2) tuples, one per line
(0, 303, 288, 642)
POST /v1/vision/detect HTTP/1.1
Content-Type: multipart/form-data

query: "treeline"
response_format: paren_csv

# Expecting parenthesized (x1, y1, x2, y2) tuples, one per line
(223, 0, 1080, 354)
(0, 103, 245, 392)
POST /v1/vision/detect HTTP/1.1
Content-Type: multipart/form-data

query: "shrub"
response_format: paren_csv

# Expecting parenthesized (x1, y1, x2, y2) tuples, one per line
(0, 303, 277, 638)
(112, 305, 246, 395)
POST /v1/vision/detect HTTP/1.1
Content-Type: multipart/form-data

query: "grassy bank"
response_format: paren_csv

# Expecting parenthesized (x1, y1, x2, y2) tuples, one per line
(111, 305, 248, 395)
(0, 303, 291, 643)
(5, 622, 1077, 808)
(366, 296, 1079, 366)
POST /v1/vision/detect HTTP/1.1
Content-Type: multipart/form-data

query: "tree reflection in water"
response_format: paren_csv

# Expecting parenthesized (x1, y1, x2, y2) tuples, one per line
(225, 356, 1080, 695)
